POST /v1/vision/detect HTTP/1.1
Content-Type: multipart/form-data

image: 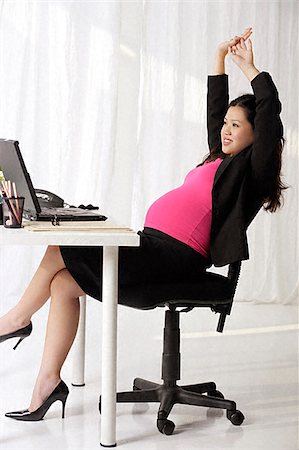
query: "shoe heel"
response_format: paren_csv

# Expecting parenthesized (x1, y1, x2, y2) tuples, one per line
(13, 337, 24, 350)
(61, 394, 68, 419)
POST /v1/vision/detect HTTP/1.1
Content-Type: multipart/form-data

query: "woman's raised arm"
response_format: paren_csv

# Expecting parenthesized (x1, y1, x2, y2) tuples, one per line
(207, 28, 254, 152)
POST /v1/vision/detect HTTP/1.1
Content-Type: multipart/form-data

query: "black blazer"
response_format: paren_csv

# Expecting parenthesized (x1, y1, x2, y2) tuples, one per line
(208, 72, 282, 266)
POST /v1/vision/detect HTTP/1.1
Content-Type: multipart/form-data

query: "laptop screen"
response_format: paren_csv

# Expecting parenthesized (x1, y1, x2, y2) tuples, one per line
(0, 139, 41, 219)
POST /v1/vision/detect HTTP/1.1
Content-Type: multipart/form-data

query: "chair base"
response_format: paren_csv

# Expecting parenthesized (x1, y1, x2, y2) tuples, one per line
(100, 308, 245, 435)
(99, 377, 244, 435)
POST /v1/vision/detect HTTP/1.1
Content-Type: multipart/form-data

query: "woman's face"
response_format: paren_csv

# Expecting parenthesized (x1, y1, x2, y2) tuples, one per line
(221, 106, 254, 156)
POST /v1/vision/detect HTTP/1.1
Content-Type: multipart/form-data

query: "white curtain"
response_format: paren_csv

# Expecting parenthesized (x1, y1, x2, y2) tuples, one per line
(0, 0, 298, 308)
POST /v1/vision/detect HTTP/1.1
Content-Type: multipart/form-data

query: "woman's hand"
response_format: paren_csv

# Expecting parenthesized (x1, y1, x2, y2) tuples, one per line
(217, 28, 252, 57)
(228, 37, 254, 67)
(228, 38, 260, 81)
(212, 27, 252, 75)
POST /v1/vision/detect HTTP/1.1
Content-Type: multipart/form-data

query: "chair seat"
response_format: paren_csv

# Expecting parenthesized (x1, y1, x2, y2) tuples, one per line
(119, 271, 234, 310)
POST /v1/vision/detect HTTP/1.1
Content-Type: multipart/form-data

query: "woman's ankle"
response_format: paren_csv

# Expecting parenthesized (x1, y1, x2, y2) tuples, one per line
(35, 372, 61, 391)
(9, 307, 31, 328)
(29, 374, 61, 411)
(0, 310, 30, 335)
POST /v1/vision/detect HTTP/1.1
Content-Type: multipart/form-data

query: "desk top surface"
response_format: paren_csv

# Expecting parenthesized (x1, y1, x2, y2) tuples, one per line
(0, 220, 140, 246)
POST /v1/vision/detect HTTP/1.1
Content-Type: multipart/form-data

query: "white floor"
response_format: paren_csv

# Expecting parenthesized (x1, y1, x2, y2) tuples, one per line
(0, 303, 298, 450)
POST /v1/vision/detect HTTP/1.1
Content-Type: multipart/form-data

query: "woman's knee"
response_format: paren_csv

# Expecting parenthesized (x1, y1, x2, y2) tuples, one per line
(45, 245, 63, 260)
(50, 268, 85, 299)
(41, 246, 65, 270)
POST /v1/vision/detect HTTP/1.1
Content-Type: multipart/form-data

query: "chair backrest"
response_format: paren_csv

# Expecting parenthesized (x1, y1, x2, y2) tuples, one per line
(213, 260, 242, 332)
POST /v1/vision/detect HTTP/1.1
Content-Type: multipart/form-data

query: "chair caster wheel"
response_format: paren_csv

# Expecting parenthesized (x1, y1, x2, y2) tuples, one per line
(207, 389, 225, 399)
(227, 409, 245, 426)
(157, 419, 175, 435)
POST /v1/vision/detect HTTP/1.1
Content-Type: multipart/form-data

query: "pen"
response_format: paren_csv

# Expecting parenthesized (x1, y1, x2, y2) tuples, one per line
(12, 182, 20, 218)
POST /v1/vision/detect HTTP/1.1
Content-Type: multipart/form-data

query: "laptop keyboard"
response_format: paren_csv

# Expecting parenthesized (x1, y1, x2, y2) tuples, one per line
(42, 207, 93, 216)
(41, 207, 107, 221)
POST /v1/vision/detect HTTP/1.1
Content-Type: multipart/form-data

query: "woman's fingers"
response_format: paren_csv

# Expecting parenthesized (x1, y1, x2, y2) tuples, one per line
(235, 42, 244, 52)
(230, 28, 252, 47)
(242, 27, 252, 35)
(230, 36, 240, 45)
(235, 38, 249, 54)
(240, 38, 247, 49)
(241, 28, 252, 41)
(230, 45, 238, 56)
(240, 39, 253, 54)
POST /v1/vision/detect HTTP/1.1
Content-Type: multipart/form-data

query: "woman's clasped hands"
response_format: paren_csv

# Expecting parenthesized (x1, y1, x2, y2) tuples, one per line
(217, 27, 252, 57)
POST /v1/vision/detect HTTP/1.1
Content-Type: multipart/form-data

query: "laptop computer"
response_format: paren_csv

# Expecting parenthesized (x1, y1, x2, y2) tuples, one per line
(0, 139, 107, 222)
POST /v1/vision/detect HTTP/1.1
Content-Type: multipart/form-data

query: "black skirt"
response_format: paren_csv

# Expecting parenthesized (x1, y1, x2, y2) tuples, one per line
(60, 227, 211, 306)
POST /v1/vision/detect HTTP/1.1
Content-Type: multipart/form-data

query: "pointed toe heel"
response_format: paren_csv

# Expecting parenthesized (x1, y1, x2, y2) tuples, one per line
(5, 380, 69, 422)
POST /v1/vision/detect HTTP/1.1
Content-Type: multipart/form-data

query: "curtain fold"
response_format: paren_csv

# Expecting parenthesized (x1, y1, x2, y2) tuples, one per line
(0, 1, 297, 306)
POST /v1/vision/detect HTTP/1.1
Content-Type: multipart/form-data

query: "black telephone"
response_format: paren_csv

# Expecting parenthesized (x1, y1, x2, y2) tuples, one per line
(34, 189, 100, 211)
(35, 189, 64, 208)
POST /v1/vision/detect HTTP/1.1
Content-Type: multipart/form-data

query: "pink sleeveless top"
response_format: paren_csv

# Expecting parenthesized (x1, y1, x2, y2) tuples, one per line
(144, 158, 222, 258)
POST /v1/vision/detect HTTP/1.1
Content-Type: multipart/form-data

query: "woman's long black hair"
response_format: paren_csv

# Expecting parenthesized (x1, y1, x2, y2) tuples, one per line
(202, 94, 287, 213)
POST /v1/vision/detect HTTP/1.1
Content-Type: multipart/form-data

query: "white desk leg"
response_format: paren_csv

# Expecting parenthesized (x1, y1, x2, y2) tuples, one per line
(100, 246, 118, 448)
(72, 295, 87, 386)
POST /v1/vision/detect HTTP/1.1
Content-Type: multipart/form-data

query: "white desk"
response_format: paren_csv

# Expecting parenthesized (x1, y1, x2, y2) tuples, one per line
(0, 221, 140, 447)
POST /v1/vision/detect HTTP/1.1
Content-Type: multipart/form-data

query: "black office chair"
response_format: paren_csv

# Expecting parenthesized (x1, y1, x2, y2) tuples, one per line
(99, 261, 244, 435)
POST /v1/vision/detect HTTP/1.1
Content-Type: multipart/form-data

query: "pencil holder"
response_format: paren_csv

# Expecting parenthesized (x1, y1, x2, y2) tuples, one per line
(2, 197, 25, 228)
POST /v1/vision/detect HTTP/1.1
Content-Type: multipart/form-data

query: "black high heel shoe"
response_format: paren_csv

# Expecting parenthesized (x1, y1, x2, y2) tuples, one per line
(0, 322, 32, 350)
(5, 380, 69, 421)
